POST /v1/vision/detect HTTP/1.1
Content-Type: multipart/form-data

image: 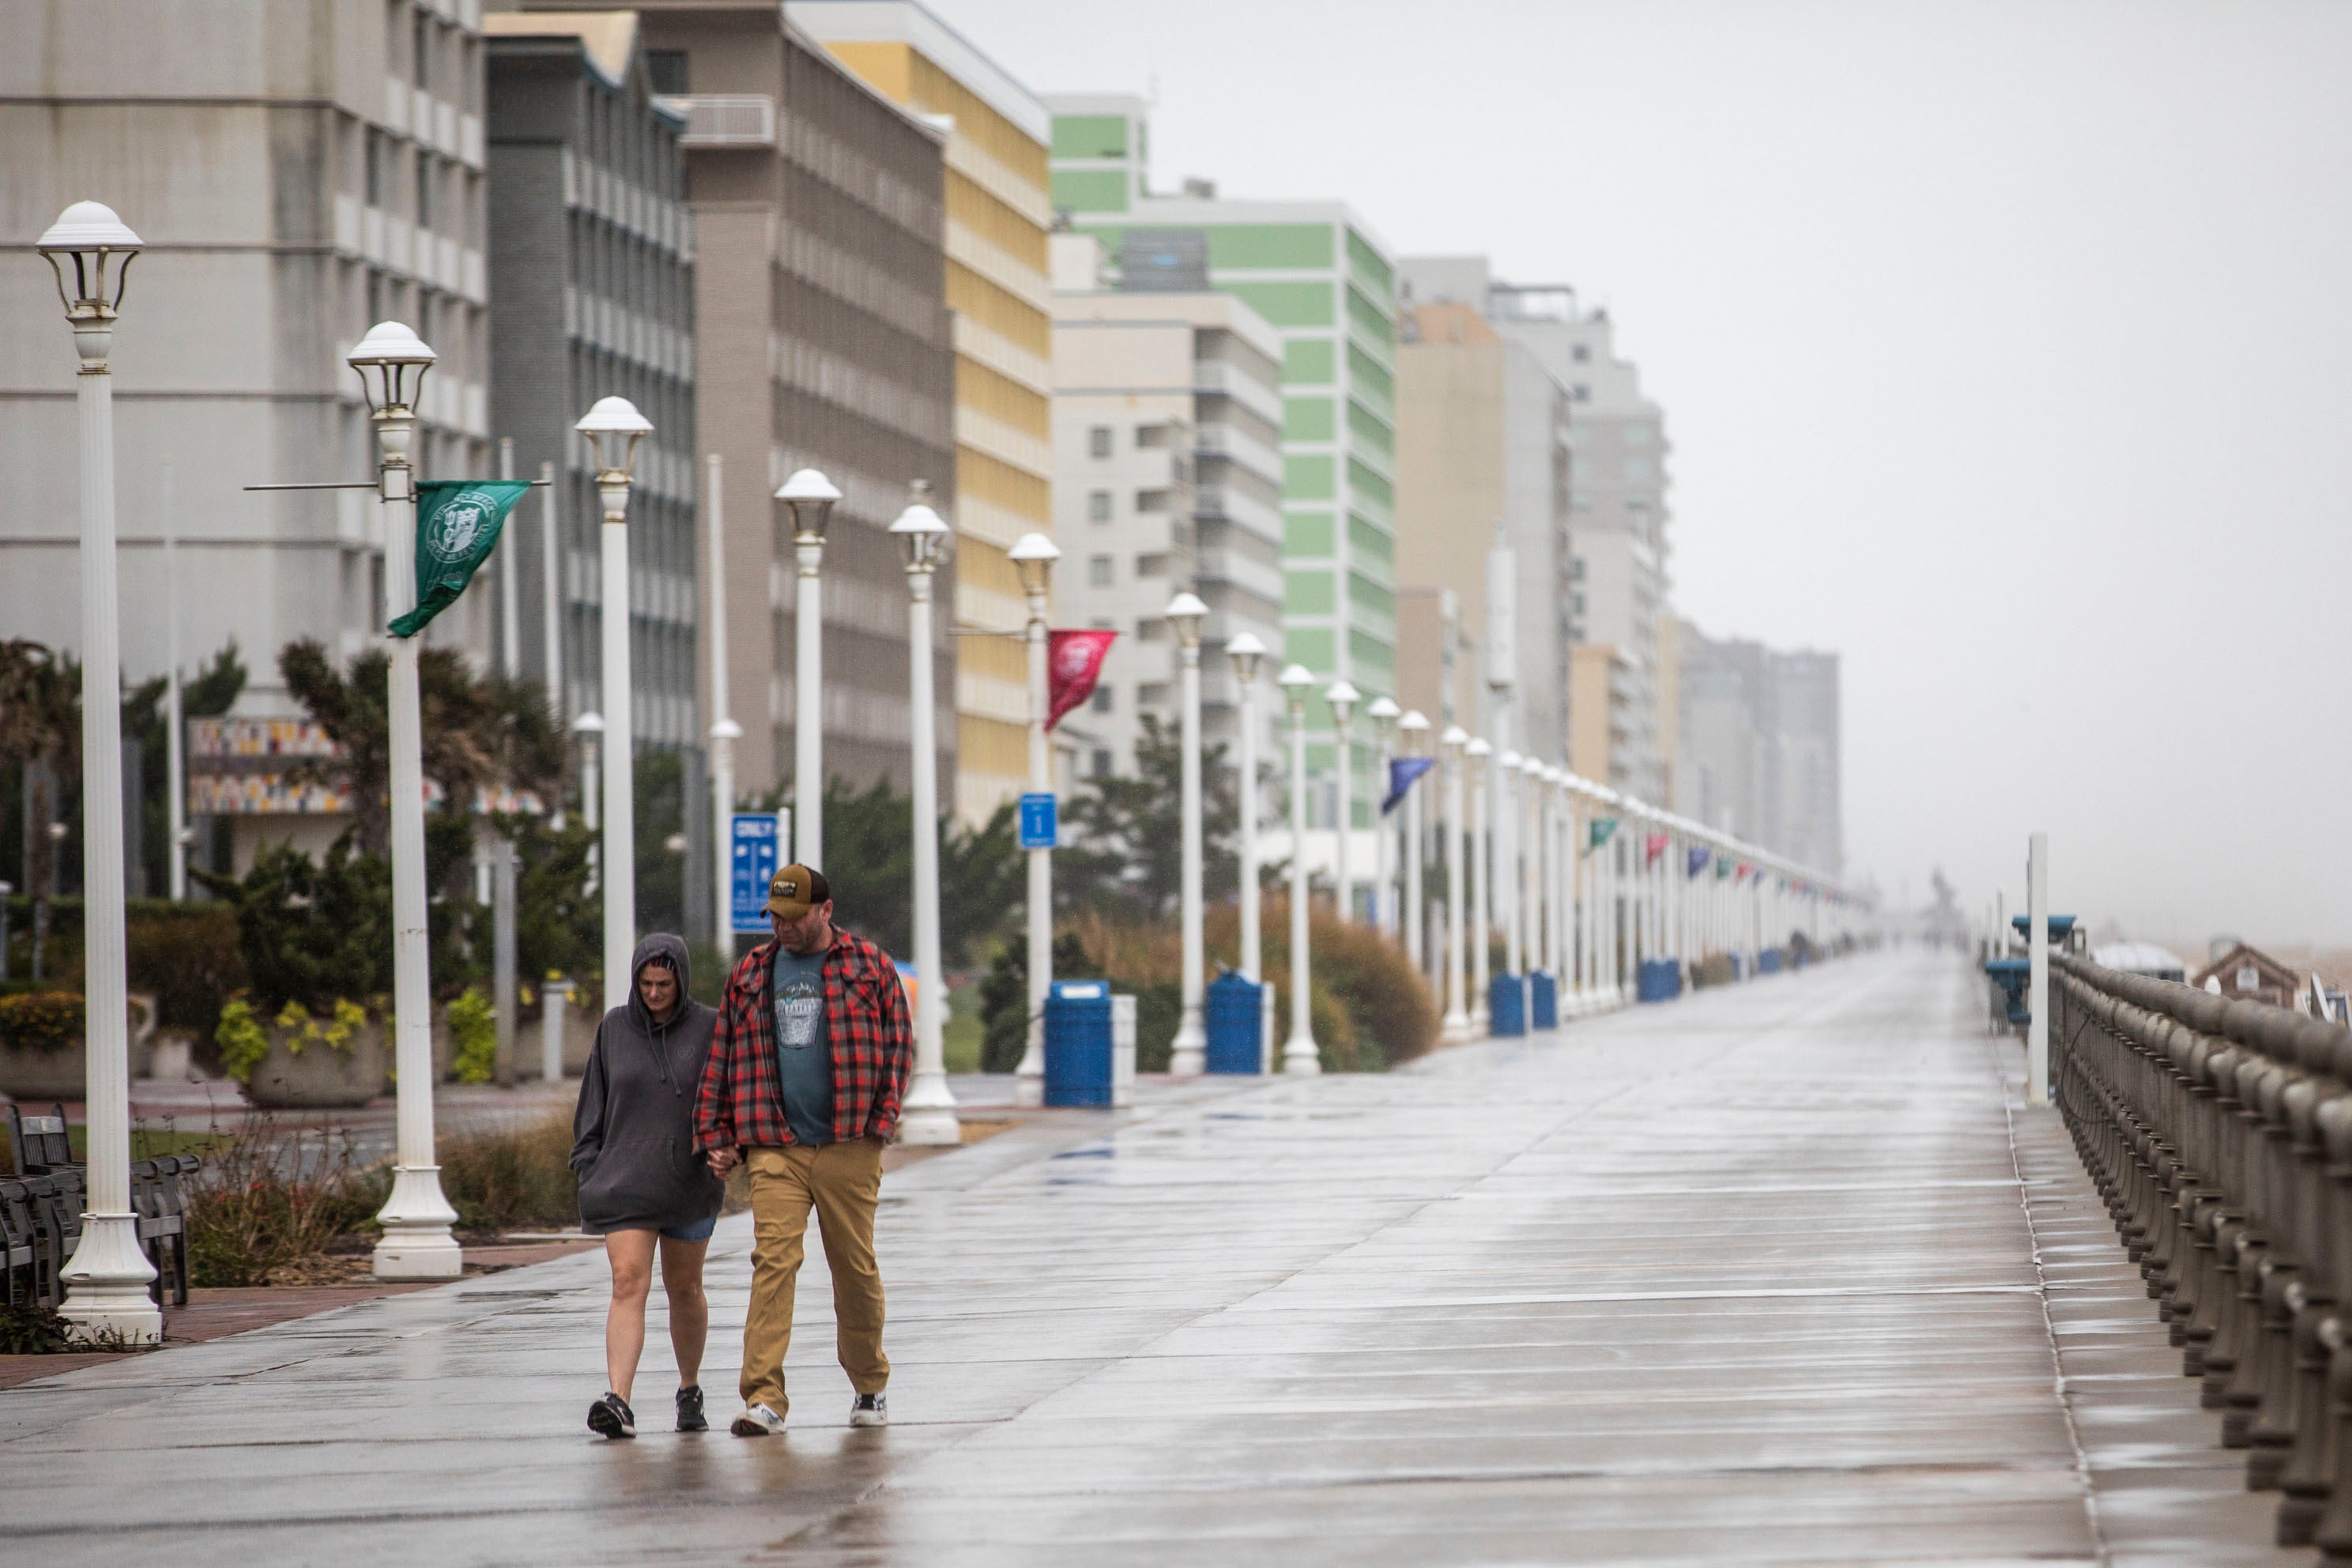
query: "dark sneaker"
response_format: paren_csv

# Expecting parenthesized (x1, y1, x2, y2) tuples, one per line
(731, 1401, 786, 1437)
(587, 1392, 636, 1439)
(849, 1392, 888, 1428)
(676, 1384, 707, 1433)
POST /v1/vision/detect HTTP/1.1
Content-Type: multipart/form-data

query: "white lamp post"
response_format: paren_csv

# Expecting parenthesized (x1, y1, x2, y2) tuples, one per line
(573, 710, 604, 832)
(345, 318, 463, 1280)
(1522, 754, 1545, 990)
(40, 201, 162, 1339)
(1466, 737, 1491, 1034)
(705, 451, 737, 968)
(1227, 634, 1267, 983)
(1278, 663, 1320, 1074)
(540, 460, 563, 726)
(162, 459, 187, 902)
(1324, 680, 1359, 925)
(1010, 531, 1061, 1107)
(1366, 695, 1398, 938)
(1398, 710, 1429, 969)
(1167, 592, 1209, 1076)
(891, 500, 960, 1144)
(1440, 725, 1472, 1042)
(576, 396, 653, 1012)
(777, 468, 840, 867)
(1498, 750, 1524, 985)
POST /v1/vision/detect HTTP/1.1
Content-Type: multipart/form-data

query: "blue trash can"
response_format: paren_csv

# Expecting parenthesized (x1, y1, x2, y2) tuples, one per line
(1043, 980, 1113, 1106)
(1489, 974, 1526, 1036)
(1758, 949, 1783, 975)
(1529, 971, 1558, 1029)
(1637, 958, 1675, 1003)
(1204, 970, 1265, 1074)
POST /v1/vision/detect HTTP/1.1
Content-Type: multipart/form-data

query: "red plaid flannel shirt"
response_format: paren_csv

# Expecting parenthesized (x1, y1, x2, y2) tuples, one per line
(694, 927, 912, 1152)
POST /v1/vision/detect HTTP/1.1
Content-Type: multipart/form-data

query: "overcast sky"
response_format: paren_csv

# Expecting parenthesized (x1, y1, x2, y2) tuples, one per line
(935, 0, 2352, 948)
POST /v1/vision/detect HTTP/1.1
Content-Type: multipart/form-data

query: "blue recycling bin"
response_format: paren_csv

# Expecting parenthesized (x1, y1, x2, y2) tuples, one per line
(1638, 958, 1683, 1003)
(1489, 974, 1527, 1036)
(1204, 970, 1265, 1073)
(1043, 979, 1113, 1106)
(1529, 971, 1558, 1029)
(1758, 948, 1783, 974)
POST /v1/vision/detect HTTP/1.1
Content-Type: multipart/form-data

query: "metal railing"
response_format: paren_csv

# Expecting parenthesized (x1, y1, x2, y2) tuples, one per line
(2049, 953, 2352, 1552)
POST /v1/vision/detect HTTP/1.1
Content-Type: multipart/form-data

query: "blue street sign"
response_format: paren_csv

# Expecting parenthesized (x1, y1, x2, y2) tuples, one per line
(1018, 792, 1057, 850)
(729, 811, 789, 933)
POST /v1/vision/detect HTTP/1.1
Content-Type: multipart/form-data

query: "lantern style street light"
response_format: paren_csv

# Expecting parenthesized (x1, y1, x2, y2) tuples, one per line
(775, 467, 840, 867)
(1009, 531, 1061, 1106)
(342, 318, 465, 1280)
(575, 396, 653, 1012)
(1166, 592, 1209, 1076)
(1278, 663, 1321, 1075)
(1398, 709, 1430, 969)
(1441, 724, 1472, 1042)
(1227, 634, 1268, 985)
(891, 500, 959, 1145)
(1324, 681, 1359, 925)
(1467, 737, 1492, 1034)
(40, 201, 162, 1338)
(1365, 695, 1398, 938)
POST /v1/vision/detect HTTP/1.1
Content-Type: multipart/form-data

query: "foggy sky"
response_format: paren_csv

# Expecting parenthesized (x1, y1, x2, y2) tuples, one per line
(936, 0, 2352, 946)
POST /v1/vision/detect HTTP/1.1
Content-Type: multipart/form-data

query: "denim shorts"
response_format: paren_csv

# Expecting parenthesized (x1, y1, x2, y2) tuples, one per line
(660, 1214, 717, 1243)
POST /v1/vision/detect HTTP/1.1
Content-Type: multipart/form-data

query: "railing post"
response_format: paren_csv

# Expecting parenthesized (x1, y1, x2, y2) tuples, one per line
(2026, 832, 2049, 1105)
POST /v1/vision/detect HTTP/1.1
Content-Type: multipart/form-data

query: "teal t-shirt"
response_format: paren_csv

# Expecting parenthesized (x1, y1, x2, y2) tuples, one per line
(771, 947, 835, 1144)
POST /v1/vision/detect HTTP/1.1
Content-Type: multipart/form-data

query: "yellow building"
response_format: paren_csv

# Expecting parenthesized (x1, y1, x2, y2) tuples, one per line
(790, 2, 1054, 824)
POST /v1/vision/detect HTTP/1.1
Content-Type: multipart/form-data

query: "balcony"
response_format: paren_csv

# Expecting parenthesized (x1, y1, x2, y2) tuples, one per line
(653, 95, 776, 149)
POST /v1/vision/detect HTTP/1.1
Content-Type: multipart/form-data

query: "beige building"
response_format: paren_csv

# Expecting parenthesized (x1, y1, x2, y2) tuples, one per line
(789, 0, 1054, 823)
(1396, 586, 1468, 733)
(1570, 642, 1635, 788)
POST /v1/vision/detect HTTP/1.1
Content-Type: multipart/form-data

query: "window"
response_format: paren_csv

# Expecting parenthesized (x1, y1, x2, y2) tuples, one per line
(646, 49, 689, 94)
(1138, 682, 1170, 707)
(1572, 593, 1587, 614)
(1090, 687, 1112, 714)
(1570, 558, 1586, 581)
(1138, 620, 1166, 642)
(1572, 384, 1589, 401)
(1088, 426, 1113, 458)
(2237, 966, 2261, 992)
(1087, 489, 1112, 522)
(1136, 424, 1168, 448)
(1087, 617, 1115, 630)
(416, 151, 433, 228)
(1087, 554, 1114, 588)
(1134, 488, 1170, 514)
(1623, 424, 1653, 447)
(413, 10, 432, 92)
(366, 130, 388, 205)
(1135, 553, 1169, 578)
(1572, 343, 1591, 363)
(1091, 748, 1114, 778)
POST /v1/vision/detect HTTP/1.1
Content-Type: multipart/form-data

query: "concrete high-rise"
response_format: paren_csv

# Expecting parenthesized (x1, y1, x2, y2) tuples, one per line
(485, 11, 699, 745)
(1047, 94, 1400, 833)
(1394, 257, 1574, 765)
(1674, 620, 1843, 874)
(789, 0, 1053, 824)
(1, 0, 496, 707)
(1049, 233, 1286, 778)
(552, 0, 959, 805)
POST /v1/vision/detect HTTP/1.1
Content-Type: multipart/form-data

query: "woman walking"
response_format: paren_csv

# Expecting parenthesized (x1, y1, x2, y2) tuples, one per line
(571, 933, 726, 1438)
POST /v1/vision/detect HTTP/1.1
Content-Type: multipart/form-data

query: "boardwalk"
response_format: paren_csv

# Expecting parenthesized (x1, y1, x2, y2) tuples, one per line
(0, 955, 2297, 1566)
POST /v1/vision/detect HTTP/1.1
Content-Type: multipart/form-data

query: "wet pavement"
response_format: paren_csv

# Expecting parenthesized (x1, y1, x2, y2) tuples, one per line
(0, 953, 2299, 1566)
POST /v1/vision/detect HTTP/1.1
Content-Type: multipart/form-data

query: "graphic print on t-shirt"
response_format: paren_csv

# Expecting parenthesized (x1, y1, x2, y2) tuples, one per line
(779, 981, 821, 1047)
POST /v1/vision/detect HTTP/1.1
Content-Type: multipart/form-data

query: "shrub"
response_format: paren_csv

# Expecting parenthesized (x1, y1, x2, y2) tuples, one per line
(437, 1111, 578, 1232)
(1209, 896, 1434, 1071)
(194, 829, 392, 1012)
(126, 903, 247, 1044)
(185, 1119, 379, 1287)
(0, 990, 83, 1053)
(446, 988, 496, 1084)
(977, 933, 1098, 1072)
(0, 1303, 72, 1354)
(214, 998, 269, 1082)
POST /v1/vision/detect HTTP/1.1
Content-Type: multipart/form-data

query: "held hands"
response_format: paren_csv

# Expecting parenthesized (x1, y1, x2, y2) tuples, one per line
(706, 1147, 741, 1178)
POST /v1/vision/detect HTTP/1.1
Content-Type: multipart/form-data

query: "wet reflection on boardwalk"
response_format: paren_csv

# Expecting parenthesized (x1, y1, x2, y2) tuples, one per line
(0, 956, 2299, 1565)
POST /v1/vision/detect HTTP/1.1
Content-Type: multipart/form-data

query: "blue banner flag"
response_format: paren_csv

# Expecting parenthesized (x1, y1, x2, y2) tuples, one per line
(1381, 756, 1435, 815)
(1687, 846, 1711, 879)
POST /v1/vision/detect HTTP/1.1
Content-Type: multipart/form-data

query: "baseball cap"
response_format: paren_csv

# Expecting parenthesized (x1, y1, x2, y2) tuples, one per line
(763, 863, 831, 919)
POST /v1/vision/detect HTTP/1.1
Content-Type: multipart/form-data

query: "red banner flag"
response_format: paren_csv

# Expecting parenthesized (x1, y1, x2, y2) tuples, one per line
(1046, 629, 1116, 731)
(1644, 832, 1669, 865)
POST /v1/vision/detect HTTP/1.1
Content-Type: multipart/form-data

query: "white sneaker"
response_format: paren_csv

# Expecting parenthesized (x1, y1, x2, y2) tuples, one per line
(849, 1392, 888, 1427)
(730, 1402, 786, 1437)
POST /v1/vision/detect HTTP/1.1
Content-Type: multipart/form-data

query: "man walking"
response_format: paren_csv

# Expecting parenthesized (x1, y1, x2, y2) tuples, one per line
(696, 864, 910, 1434)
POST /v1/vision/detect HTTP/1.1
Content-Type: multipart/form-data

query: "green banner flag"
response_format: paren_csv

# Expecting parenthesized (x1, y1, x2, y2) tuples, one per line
(1585, 817, 1618, 856)
(390, 480, 532, 639)
(1715, 857, 1732, 880)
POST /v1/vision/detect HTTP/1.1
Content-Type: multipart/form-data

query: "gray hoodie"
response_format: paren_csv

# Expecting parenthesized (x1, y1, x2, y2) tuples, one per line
(570, 933, 725, 1236)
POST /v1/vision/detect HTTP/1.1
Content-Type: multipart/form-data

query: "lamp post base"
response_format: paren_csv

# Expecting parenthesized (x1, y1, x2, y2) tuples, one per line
(1168, 1015, 1206, 1078)
(1442, 1008, 1472, 1043)
(900, 1071, 962, 1147)
(59, 1214, 163, 1345)
(373, 1164, 462, 1280)
(1281, 1034, 1321, 1076)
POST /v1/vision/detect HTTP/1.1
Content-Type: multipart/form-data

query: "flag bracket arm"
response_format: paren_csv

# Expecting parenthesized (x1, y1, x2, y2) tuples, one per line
(245, 480, 554, 492)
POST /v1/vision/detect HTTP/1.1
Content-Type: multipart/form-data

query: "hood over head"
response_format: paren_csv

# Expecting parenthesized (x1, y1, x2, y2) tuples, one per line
(628, 933, 692, 1031)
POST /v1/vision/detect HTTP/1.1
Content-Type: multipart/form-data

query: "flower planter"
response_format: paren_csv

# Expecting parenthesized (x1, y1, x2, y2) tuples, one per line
(241, 1012, 390, 1110)
(0, 994, 157, 1101)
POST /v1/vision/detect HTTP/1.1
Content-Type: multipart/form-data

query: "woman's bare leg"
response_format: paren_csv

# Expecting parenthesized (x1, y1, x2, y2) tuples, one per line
(603, 1230, 657, 1401)
(659, 1236, 711, 1389)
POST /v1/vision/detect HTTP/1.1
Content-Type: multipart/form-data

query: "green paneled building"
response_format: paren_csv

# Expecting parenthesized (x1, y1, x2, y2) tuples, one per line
(1047, 95, 1399, 820)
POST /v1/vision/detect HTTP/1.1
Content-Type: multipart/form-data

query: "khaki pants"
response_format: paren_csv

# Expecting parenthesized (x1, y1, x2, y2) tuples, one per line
(740, 1140, 888, 1416)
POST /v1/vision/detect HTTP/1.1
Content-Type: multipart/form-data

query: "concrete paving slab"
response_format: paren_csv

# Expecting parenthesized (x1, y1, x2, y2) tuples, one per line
(0, 953, 2305, 1565)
